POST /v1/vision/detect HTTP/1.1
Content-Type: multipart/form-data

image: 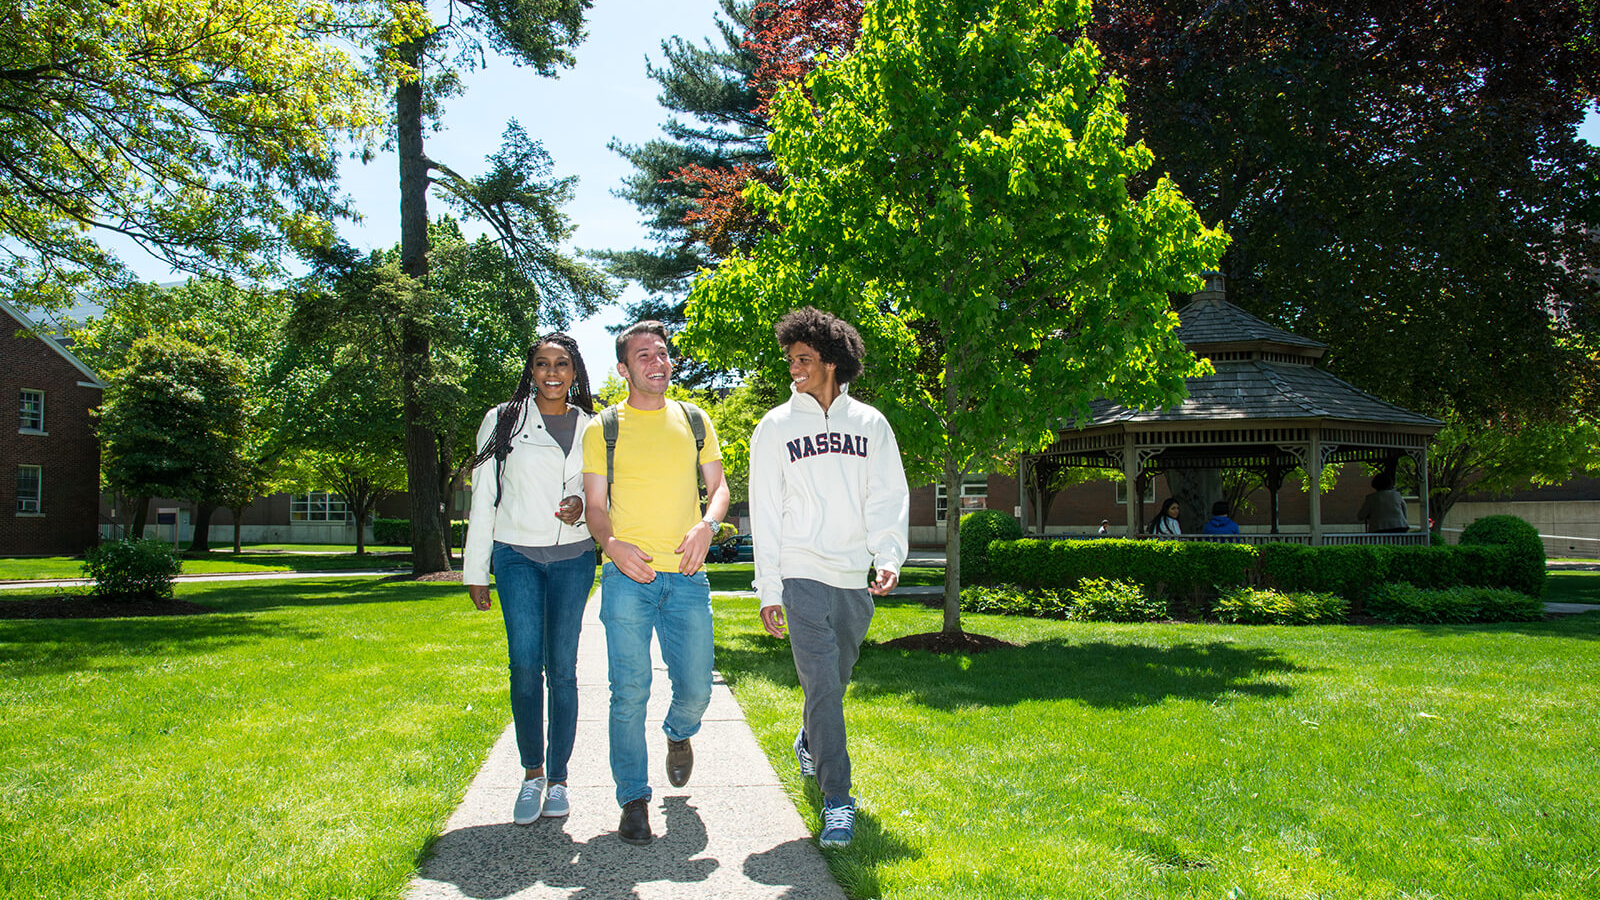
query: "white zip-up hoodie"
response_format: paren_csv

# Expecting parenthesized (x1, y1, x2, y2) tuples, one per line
(748, 384, 909, 609)
(463, 403, 592, 585)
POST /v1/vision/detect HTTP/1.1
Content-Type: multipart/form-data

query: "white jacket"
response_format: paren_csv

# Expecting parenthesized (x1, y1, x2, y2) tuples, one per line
(463, 403, 592, 585)
(748, 385, 909, 609)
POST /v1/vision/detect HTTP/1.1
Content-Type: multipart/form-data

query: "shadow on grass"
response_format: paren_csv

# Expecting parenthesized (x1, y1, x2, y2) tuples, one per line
(717, 635, 1299, 711)
(777, 776, 919, 899)
(0, 614, 323, 678)
(177, 578, 464, 613)
(1371, 612, 1600, 641)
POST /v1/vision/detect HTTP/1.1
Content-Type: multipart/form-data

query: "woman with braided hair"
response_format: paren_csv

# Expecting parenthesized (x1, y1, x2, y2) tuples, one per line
(463, 332, 597, 824)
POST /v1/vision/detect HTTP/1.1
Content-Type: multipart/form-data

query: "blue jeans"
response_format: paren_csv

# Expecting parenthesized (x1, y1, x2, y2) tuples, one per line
(491, 543, 596, 782)
(598, 562, 714, 806)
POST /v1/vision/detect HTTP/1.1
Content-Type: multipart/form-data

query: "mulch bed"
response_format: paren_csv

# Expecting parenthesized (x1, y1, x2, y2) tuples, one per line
(877, 630, 1020, 654)
(380, 571, 463, 583)
(0, 594, 217, 620)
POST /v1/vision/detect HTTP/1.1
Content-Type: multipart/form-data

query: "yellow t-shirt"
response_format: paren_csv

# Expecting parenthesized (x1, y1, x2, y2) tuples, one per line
(582, 401, 722, 572)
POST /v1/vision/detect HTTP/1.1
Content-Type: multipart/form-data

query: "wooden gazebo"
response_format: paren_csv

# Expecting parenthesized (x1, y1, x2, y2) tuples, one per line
(1018, 275, 1443, 545)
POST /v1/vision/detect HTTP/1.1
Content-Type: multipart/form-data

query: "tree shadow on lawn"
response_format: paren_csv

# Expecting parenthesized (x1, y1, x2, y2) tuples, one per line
(716, 636, 1300, 712)
(0, 613, 323, 679)
(1368, 612, 1600, 641)
(178, 577, 464, 613)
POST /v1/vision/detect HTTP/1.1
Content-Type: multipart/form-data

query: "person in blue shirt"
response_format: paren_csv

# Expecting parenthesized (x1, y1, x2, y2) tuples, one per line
(1202, 500, 1240, 535)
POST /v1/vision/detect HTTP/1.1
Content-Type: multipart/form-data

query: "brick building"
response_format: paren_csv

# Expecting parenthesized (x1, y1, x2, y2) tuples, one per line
(1, 297, 105, 555)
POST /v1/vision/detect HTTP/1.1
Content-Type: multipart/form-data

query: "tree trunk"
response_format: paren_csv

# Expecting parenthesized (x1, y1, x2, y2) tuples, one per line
(189, 503, 217, 553)
(941, 454, 963, 634)
(1164, 469, 1220, 534)
(129, 495, 151, 538)
(351, 490, 370, 556)
(396, 37, 450, 575)
(230, 506, 246, 553)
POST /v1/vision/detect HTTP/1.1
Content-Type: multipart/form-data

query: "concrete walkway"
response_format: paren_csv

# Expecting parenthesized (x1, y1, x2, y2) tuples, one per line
(405, 587, 846, 900)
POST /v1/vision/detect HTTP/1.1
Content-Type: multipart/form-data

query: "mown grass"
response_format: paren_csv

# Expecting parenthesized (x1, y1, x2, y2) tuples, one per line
(714, 595, 1600, 900)
(0, 551, 407, 581)
(0, 577, 519, 900)
(702, 563, 944, 594)
(1546, 570, 1600, 604)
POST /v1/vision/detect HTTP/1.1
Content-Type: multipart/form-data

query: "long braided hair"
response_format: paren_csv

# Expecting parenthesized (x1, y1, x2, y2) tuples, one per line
(468, 332, 596, 473)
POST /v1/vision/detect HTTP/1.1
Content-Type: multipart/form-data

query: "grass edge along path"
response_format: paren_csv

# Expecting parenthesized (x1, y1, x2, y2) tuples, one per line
(712, 595, 1600, 900)
(0, 575, 514, 900)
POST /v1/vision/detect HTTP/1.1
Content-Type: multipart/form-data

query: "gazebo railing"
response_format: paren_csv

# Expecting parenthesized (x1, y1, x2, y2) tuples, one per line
(1030, 532, 1427, 546)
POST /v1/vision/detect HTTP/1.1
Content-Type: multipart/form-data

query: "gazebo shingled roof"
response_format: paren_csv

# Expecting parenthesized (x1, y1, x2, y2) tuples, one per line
(1018, 274, 1443, 543)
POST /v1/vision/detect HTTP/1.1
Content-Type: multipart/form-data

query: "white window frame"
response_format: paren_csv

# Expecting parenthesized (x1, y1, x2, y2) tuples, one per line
(19, 389, 44, 433)
(1115, 478, 1156, 505)
(17, 465, 42, 514)
(935, 476, 989, 523)
(290, 492, 350, 523)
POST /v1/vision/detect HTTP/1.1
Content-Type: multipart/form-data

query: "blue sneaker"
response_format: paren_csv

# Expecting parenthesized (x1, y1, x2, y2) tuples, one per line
(793, 729, 816, 777)
(513, 776, 545, 825)
(819, 796, 855, 848)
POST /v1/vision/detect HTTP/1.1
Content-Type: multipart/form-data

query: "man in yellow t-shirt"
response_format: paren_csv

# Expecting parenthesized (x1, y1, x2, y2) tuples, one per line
(581, 321, 730, 847)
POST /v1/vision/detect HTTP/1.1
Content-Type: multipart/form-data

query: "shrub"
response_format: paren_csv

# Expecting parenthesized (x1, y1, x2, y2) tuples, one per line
(1067, 577, 1169, 622)
(1459, 515, 1545, 597)
(82, 538, 183, 601)
(1257, 543, 1388, 608)
(372, 518, 467, 547)
(1367, 583, 1543, 624)
(1214, 587, 1348, 625)
(987, 538, 1254, 610)
(959, 509, 1022, 585)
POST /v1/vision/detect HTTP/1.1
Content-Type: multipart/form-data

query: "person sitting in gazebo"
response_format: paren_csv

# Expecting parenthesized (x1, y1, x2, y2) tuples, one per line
(1356, 473, 1409, 533)
(1202, 501, 1240, 535)
(1148, 498, 1181, 536)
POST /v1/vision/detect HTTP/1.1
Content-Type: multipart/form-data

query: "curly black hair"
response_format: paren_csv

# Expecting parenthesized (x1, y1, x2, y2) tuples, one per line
(774, 307, 865, 384)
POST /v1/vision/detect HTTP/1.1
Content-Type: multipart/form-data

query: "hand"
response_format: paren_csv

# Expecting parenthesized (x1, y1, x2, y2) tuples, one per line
(604, 537, 656, 584)
(760, 605, 788, 639)
(675, 520, 715, 576)
(467, 584, 493, 611)
(869, 568, 899, 597)
(555, 495, 583, 525)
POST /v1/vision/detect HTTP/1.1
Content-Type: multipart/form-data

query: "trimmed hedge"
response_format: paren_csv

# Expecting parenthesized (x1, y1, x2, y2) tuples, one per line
(1459, 514, 1545, 597)
(1213, 587, 1348, 625)
(82, 538, 183, 601)
(373, 518, 467, 546)
(986, 538, 1256, 614)
(1367, 583, 1544, 624)
(960, 579, 1168, 622)
(958, 509, 1022, 585)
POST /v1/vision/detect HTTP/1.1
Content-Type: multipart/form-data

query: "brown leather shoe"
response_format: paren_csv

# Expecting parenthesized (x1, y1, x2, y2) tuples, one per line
(618, 798, 652, 845)
(666, 737, 693, 787)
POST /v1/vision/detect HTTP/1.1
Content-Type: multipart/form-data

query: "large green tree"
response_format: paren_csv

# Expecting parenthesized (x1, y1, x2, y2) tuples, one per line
(0, 0, 385, 308)
(682, 0, 1227, 637)
(99, 334, 251, 538)
(1090, 0, 1600, 423)
(378, 0, 610, 573)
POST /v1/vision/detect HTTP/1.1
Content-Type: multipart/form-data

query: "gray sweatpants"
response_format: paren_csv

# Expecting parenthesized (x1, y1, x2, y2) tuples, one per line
(784, 577, 874, 801)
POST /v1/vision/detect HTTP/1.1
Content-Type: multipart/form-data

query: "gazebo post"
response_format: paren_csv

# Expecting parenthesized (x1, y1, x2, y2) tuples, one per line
(1122, 436, 1140, 536)
(1018, 456, 1031, 535)
(1418, 444, 1432, 536)
(1266, 465, 1283, 534)
(1308, 432, 1324, 545)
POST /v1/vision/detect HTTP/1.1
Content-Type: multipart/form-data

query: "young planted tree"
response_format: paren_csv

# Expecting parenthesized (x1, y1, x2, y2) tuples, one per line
(682, 0, 1227, 637)
(375, 0, 611, 573)
(1422, 413, 1600, 534)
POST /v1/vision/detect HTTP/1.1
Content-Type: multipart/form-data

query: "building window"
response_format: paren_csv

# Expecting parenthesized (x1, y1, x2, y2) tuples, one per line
(935, 476, 989, 523)
(19, 390, 43, 432)
(17, 466, 41, 514)
(1115, 478, 1155, 505)
(290, 492, 349, 522)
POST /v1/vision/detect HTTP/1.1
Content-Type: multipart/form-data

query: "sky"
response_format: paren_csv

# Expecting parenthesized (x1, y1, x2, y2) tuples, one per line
(109, 3, 1600, 392)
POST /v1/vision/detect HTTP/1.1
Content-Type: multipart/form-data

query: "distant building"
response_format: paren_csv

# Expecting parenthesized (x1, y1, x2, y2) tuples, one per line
(0, 297, 105, 555)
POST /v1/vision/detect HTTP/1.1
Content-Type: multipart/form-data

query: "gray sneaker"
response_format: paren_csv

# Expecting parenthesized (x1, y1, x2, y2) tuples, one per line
(541, 782, 570, 818)
(513, 776, 546, 825)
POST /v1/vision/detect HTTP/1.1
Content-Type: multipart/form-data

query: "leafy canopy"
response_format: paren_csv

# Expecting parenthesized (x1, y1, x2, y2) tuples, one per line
(0, 0, 389, 306)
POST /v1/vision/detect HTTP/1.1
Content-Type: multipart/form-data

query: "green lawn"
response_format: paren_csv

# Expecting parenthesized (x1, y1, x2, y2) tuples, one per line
(0, 551, 407, 581)
(0, 578, 512, 900)
(702, 563, 944, 594)
(1547, 570, 1600, 604)
(714, 596, 1600, 900)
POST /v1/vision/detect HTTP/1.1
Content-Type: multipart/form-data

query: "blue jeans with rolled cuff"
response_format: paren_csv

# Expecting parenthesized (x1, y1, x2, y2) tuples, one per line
(491, 543, 596, 783)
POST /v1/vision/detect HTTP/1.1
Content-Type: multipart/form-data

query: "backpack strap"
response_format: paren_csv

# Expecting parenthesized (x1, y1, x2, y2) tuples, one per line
(601, 400, 709, 507)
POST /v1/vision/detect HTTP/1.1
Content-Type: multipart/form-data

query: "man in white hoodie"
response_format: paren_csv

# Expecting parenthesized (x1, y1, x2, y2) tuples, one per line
(750, 307, 909, 849)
